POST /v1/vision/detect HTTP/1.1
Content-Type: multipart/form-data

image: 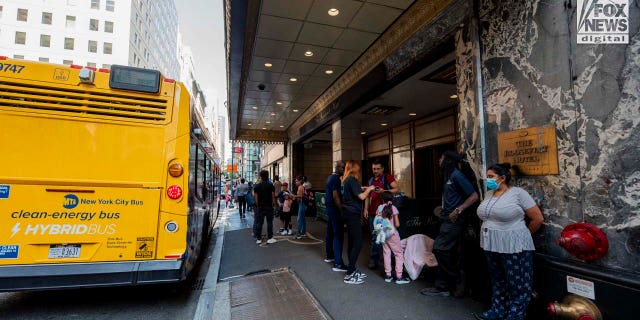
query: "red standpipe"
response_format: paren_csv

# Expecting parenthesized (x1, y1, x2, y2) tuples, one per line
(556, 222, 608, 261)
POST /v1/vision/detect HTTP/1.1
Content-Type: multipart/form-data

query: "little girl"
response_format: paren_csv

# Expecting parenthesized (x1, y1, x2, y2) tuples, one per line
(374, 192, 410, 284)
(280, 192, 293, 235)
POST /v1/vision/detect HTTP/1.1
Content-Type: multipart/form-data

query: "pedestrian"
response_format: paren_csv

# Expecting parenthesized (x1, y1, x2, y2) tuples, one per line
(324, 160, 348, 272)
(293, 175, 309, 239)
(246, 181, 255, 213)
(473, 163, 543, 320)
(253, 170, 277, 244)
(363, 159, 400, 270)
(374, 191, 410, 284)
(341, 160, 376, 284)
(421, 151, 479, 297)
(277, 182, 292, 235)
(236, 178, 249, 218)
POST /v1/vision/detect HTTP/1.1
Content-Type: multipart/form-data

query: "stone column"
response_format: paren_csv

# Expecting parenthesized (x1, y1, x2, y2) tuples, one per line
(332, 118, 364, 164)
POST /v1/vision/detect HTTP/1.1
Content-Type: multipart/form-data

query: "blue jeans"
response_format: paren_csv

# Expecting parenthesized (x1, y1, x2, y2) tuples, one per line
(297, 202, 307, 236)
(368, 216, 382, 265)
(325, 206, 344, 265)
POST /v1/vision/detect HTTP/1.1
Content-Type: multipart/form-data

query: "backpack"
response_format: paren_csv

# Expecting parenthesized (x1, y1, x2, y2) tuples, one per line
(368, 174, 407, 208)
(302, 188, 315, 207)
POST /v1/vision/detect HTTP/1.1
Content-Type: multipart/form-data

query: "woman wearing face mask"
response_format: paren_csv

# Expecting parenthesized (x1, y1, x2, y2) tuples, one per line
(473, 163, 544, 320)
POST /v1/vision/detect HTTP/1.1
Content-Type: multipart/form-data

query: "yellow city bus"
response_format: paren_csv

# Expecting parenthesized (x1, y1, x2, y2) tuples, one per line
(0, 57, 220, 291)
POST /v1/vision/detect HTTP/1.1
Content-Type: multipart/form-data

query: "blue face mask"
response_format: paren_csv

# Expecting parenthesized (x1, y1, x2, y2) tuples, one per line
(486, 178, 500, 190)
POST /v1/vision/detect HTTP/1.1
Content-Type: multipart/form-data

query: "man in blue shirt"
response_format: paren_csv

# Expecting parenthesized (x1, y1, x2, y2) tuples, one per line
(324, 160, 348, 272)
(421, 151, 478, 297)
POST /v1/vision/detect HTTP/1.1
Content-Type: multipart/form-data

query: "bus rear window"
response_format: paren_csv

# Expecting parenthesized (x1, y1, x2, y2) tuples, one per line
(109, 65, 160, 93)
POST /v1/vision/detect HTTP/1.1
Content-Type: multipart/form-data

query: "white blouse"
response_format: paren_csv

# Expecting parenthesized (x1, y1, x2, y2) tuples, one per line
(476, 187, 537, 253)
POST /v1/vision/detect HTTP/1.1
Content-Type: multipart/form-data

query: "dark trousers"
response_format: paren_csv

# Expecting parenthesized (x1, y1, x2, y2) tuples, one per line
(254, 207, 274, 240)
(281, 210, 292, 231)
(484, 251, 533, 320)
(325, 206, 344, 265)
(433, 218, 465, 290)
(237, 196, 246, 215)
(343, 212, 362, 274)
(368, 215, 382, 265)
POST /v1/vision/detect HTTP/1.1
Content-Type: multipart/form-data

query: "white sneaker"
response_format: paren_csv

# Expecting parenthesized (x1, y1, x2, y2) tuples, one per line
(266, 238, 277, 244)
(256, 239, 262, 244)
(323, 258, 334, 263)
(287, 230, 292, 235)
(281, 230, 288, 236)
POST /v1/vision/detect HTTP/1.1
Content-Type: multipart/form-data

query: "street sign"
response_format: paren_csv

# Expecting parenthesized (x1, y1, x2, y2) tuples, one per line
(227, 164, 238, 172)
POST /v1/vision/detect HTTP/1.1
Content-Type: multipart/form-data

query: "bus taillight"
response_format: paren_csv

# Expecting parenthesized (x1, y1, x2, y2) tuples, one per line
(166, 185, 183, 199)
(168, 163, 184, 177)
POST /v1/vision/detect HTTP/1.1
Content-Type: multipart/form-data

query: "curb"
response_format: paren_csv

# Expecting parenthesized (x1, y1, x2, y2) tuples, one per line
(193, 207, 228, 320)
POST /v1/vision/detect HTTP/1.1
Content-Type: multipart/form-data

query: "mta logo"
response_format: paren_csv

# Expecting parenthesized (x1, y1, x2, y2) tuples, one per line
(63, 194, 79, 209)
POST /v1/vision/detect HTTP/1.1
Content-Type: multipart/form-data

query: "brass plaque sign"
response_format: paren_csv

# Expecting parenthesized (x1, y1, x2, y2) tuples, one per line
(498, 126, 559, 175)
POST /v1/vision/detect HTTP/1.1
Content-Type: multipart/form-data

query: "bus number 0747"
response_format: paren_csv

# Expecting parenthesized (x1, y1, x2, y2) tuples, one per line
(0, 63, 25, 74)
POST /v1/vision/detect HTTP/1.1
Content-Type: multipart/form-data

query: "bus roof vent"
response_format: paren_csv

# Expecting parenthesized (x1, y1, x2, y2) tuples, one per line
(0, 80, 169, 123)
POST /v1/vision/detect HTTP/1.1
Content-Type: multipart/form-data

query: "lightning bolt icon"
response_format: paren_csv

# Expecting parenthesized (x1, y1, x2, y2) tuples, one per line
(11, 222, 21, 238)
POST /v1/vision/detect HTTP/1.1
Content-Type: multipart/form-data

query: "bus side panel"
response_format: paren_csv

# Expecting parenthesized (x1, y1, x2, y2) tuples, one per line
(0, 186, 161, 265)
(156, 212, 188, 260)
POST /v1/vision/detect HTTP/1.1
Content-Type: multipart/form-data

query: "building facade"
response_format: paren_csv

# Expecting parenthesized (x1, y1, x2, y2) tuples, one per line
(226, 0, 639, 318)
(0, 0, 179, 78)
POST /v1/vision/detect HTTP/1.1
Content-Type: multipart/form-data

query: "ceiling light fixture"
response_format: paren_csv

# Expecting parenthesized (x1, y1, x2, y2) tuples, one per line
(262, 127, 267, 130)
(280, 125, 284, 128)
(289, 77, 297, 82)
(293, 109, 299, 112)
(325, 70, 334, 75)
(328, 8, 340, 16)
(271, 113, 276, 116)
(252, 106, 258, 110)
(409, 113, 417, 116)
(276, 101, 282, 105)
(248, 123, 252, 126)
(381, 123, 388, 126)
(450, 94, 458, 99)
(304, 51, 314, 57)
(266, 121, 271, 124)
(264, 62, 273, 67)
(360, 131, 366, 135)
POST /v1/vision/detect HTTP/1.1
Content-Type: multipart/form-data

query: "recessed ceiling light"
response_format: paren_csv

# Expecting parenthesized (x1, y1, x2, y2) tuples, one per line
(381, 123, 388, 126)
(450, 94, 458, 99)
(325, 70, 334, 75)
(328, 8, 339, 16)
(276, 101, 282, 105)
(293, 109, 299, 112)
(248, 123, 252, 126)
(271, 113, 276, 116)
(280, 125, 284, 128)
(262, 127, 267, 130)
(304, 51, 314, 57)
(409, 113, 417, 116)
(360, 131, 366, 135)
(264, 62, 273, 67)
(266, 121, 271, 124)
(252, 106, 258, 110)
(289, 77, 297, 82)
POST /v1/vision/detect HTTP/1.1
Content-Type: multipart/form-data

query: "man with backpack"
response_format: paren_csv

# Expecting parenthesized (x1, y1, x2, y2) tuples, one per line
(363, 159, 400, 270)
(421, 151, 479, 297)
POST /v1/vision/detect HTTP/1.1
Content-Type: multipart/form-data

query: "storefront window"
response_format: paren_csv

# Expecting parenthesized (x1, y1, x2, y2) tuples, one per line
(392, 150, 413, 198)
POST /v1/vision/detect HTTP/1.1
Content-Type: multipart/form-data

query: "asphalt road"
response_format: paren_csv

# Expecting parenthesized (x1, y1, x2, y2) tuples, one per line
(0, 235, 216, 320)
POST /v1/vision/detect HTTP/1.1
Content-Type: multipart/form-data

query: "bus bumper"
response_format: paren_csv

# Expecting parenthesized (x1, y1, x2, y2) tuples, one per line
(0, 260, 183, 292)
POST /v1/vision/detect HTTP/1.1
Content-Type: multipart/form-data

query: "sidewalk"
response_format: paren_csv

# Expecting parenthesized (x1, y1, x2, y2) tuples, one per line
(213, 205, 484, 320)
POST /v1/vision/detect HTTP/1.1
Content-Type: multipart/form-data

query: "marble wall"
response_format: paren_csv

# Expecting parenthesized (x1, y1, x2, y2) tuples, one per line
(457, 0, 640, 271)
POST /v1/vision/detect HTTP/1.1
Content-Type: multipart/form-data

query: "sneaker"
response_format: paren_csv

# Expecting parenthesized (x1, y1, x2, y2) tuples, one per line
(420, 287, 450, 297)
(384, 275, 393, 283)
(286, 230, 292, 235)
(332, 264, 348, 272)
(266, 238, 277, 244)
(395, 277, 410, 284)
(280, 230, 288, 236)
(256, 239, 262, 244)
(343, 273, 364, 285)
(323, 258, 334, 263)
(279, 228, 284, 233)
(353, 270, 367, 279)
